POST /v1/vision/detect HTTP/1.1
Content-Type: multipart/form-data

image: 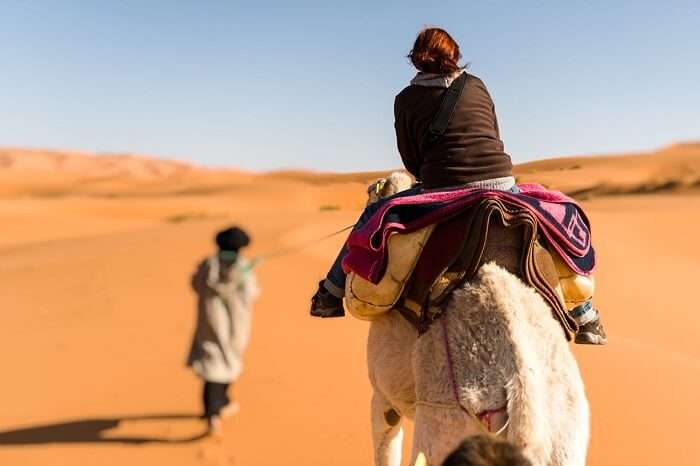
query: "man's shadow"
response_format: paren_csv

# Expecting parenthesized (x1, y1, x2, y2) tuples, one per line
(0, 414, 208, 445)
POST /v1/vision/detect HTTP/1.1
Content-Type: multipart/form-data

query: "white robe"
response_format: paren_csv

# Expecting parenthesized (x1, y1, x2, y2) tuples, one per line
(187, 255, 260, 383)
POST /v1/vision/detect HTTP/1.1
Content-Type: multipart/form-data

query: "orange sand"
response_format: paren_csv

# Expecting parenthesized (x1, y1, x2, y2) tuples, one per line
(0, 145, 698, 465)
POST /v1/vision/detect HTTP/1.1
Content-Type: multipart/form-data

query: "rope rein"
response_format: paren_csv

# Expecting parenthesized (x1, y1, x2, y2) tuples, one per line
(239, 202, 512, 439)
(238, 223, 355, 273)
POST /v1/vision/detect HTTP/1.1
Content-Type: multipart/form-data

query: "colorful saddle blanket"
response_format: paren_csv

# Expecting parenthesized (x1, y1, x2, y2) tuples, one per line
(342, 184, 594, 284)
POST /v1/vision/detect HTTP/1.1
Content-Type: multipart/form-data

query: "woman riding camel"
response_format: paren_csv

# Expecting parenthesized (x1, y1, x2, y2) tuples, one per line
(310, 27, 606, 345)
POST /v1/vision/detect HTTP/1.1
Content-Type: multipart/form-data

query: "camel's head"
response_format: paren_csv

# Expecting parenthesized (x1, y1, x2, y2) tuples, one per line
(366, 171, 413, 205)
(440, 435, 533, 466)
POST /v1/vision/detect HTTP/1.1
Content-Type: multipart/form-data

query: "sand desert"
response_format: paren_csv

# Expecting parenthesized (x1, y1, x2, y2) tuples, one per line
(0, 144, 699, 466)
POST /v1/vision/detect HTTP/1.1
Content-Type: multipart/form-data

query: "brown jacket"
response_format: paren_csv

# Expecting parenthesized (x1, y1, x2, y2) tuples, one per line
(394, 73, 513, 189)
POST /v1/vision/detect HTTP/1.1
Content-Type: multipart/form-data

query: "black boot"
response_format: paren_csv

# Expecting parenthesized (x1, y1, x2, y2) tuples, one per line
(574, 308, 608, 345)
(310, 281, 345, 318)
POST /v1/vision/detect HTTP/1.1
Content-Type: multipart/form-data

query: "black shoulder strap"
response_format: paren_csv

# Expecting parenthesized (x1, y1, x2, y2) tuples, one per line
(424, 72, 468, 145)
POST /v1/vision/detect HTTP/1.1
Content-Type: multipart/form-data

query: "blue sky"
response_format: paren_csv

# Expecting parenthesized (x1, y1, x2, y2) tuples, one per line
(1, 1, 698, 171)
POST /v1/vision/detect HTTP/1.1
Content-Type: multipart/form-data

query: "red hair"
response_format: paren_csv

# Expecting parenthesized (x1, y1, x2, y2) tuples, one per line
(408, 28, 462, 74)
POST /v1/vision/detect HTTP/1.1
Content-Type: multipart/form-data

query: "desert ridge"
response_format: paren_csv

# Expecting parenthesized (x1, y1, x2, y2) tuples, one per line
(1, 142, 699, 199)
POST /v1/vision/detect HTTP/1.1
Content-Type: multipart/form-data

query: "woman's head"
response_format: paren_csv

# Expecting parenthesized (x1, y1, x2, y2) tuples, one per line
(408, 27, 462, 75)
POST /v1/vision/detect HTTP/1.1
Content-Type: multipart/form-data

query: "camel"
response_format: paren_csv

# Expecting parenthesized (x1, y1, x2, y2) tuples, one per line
(362, 173, 589, 466)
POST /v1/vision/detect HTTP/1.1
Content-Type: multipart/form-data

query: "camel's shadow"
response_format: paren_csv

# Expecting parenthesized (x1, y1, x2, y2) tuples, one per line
(0, 413, 208, 445)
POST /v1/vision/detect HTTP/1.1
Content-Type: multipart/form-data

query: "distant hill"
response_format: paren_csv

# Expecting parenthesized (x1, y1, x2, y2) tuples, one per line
(514, 142, 700, 198)
(0, 148, 199, 178)
(0, 142, 698, 199)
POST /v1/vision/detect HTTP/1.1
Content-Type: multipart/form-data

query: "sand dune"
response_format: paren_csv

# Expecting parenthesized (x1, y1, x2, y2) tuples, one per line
(3, 142, 699, 200)
(0, 148, 197, 177)
(0, 148, 253, 199)
(0, 143, 698, 466)
(515, 142, 700, 198)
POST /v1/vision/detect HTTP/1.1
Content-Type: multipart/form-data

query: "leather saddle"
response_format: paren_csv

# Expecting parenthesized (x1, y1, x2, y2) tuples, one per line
(345, 198, 581, 340)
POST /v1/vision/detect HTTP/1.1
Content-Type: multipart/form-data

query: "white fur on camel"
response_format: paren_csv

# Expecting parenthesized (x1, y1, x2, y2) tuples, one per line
(363, 173, 589, 466)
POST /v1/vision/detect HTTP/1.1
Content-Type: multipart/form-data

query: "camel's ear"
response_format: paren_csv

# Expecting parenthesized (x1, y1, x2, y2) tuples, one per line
(366, 177, 388, 205)
(414, 452, 428, 466)
(374, 178, 388, 195)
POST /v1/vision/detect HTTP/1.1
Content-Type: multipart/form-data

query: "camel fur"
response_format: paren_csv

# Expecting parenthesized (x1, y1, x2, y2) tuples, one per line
(363, 173, 589, 466)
